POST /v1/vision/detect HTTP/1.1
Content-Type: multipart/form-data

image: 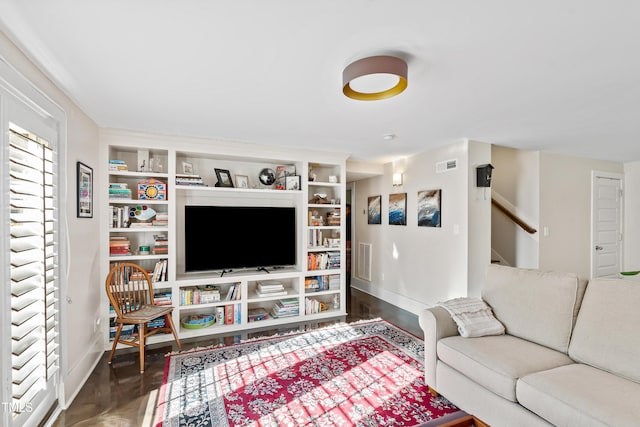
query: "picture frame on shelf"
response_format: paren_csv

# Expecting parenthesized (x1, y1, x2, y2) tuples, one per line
(235, 175, 249, 188)
(182, 161, 194, 175)
(77, 161, 93, 218)
(286, 175, 300, 190)
(214, 168, 234, 187)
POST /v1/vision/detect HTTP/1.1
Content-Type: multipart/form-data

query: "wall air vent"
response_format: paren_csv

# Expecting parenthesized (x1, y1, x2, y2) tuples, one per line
(436, 158, 458, 173)
(357, 242, 372, 281)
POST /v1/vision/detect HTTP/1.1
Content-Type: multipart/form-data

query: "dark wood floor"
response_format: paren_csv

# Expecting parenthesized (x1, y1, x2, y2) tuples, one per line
(51, 288, 423, 426)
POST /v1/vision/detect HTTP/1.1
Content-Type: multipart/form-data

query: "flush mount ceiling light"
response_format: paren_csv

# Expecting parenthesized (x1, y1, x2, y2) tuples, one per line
(343, 55, 408, 101)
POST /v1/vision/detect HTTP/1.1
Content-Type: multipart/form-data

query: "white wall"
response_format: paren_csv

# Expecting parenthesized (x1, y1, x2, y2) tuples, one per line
(491, 145, 540, 268)
(0, 31, 102, 408)
(352, 140, 491, 312)
(538, 152, 623, 278)
(623, 161, 640, 271)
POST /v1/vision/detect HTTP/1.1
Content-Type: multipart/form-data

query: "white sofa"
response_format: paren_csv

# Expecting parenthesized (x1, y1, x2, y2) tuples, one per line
(419, 264, 640, 427)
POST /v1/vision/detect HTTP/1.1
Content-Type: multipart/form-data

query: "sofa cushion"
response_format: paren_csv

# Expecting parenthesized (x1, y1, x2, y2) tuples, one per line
(568, 278, 640, 383)
(482, 264, 587, 353)
(437, 335, 574, 402)
(518, 363, 640, 427)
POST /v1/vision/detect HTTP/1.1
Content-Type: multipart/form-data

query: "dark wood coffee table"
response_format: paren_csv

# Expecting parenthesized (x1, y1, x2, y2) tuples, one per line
(416, 412, 489, 427)
(436, 415, 489, 427)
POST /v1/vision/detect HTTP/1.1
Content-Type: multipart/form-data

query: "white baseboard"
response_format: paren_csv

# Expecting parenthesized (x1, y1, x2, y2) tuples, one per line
(351, 278, 431, 316)
(60, 334, 104, 409)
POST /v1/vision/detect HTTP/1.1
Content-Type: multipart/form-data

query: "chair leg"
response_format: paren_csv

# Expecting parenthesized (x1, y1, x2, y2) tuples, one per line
(165, 313, 182, 350)
(138, 323, 146, 373)
(108, 324, 123, 364)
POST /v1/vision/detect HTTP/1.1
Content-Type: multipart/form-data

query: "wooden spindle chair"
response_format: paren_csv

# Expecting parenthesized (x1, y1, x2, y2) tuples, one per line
(105, 262, 181, 373)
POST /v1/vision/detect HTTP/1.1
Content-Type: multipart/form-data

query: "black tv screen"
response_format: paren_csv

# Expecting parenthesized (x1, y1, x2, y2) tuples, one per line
(184, 205, 297, 272)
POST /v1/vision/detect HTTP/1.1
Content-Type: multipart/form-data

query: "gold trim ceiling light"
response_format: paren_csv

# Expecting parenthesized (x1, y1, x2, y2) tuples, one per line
(343, 55, 408, 101)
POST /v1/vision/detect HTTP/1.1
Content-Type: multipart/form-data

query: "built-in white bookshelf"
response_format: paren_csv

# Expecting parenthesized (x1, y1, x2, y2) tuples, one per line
(100, 130, 347, 349)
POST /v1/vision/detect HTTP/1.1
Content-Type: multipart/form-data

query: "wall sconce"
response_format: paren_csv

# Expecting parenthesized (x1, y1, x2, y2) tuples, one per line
(392, 173, 403, 186)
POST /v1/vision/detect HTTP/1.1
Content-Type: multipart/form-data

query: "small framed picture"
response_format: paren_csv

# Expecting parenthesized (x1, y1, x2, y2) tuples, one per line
(182, 161, 194, 175)
(286, 175, 300, 190)
(77, 161, 93, 218)
(214, 168, 234, 187)
(368, 195, 381, 224)
(235, 175, 249, 188)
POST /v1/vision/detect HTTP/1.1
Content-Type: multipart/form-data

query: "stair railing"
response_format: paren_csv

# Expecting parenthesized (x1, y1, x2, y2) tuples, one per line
(491, 197, 537, 234)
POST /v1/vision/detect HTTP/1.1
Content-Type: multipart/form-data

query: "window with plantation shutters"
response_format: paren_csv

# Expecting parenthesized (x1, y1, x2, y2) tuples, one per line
(8, 123, 59, 422)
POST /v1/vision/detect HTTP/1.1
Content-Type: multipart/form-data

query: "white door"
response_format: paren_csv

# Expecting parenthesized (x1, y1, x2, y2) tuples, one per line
(591, 172, 623, 278)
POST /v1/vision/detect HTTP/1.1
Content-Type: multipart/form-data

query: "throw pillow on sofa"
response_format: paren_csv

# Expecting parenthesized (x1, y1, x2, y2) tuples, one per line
(437, 297, 505, 338)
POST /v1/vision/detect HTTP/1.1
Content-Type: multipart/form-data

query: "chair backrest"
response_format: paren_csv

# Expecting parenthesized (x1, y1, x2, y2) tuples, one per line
(105, 262, 155, 318)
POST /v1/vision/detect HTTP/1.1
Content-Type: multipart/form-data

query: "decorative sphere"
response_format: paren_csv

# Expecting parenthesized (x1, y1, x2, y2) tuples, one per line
(259, 168, 276, 185)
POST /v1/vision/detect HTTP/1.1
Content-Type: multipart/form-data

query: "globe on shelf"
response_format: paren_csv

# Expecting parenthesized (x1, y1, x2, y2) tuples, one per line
(259, 168, 276, 186)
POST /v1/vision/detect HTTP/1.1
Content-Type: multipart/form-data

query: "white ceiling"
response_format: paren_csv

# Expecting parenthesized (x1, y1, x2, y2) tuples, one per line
(1, 0, 640, 165)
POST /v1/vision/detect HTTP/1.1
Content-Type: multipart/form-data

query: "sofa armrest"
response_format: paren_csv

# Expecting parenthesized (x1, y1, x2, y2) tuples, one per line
(419, 306, 459, 389)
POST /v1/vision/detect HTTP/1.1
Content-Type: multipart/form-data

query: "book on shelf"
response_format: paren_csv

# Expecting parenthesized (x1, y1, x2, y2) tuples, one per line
(224, 305, 234, 325)
(307, 252, 340, 270)
(305, 297, 329, 314)
(180, 285, 221, 305)
(224, 283, 241, 301)
(256, 289, 288, 298)
(175, 174, 205, 186)
(151, 259, 167, 282)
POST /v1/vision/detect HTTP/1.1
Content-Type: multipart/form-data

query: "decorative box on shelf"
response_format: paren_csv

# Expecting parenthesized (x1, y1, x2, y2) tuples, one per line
(137, 178, 167, 200)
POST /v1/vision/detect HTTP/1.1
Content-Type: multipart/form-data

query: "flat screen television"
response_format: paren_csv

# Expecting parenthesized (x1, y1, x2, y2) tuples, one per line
(184, 205, 297, 273)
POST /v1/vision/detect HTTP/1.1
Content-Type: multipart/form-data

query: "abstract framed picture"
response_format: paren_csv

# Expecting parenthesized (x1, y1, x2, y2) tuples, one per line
(418, 189, 442, 227)
(76, 161, 93, 218)
(389, 193, 407, 225)
(367, 195, 381, 224)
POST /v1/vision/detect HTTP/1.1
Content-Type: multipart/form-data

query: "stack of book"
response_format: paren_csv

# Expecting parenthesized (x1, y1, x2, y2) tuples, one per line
(109, 159, 128, 172)
(147, 316, 166, 329)
(109, 236, 131, 256)
(327, 208, 341, 225)
(270, 298, 299, 318)
(109, 183, 132, 200)
(153, 234, 168, 255)
(327, 252, 341, 269)
(153, 212, 168, 227)
(153, 291, 172, 306)
(175, 174, 205, 186)
(256, 281, 287, 298)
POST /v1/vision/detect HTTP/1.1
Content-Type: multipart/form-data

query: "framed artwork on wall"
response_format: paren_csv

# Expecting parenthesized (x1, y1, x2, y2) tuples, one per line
(389, 193, 407, 225)
(367, 195, 381, 224)
(417, 189, 441, 227)
(77, 161, 93, 218)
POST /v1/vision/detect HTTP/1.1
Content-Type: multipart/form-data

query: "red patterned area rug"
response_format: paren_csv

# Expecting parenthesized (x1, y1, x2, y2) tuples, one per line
(155, 319, 459, 426)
